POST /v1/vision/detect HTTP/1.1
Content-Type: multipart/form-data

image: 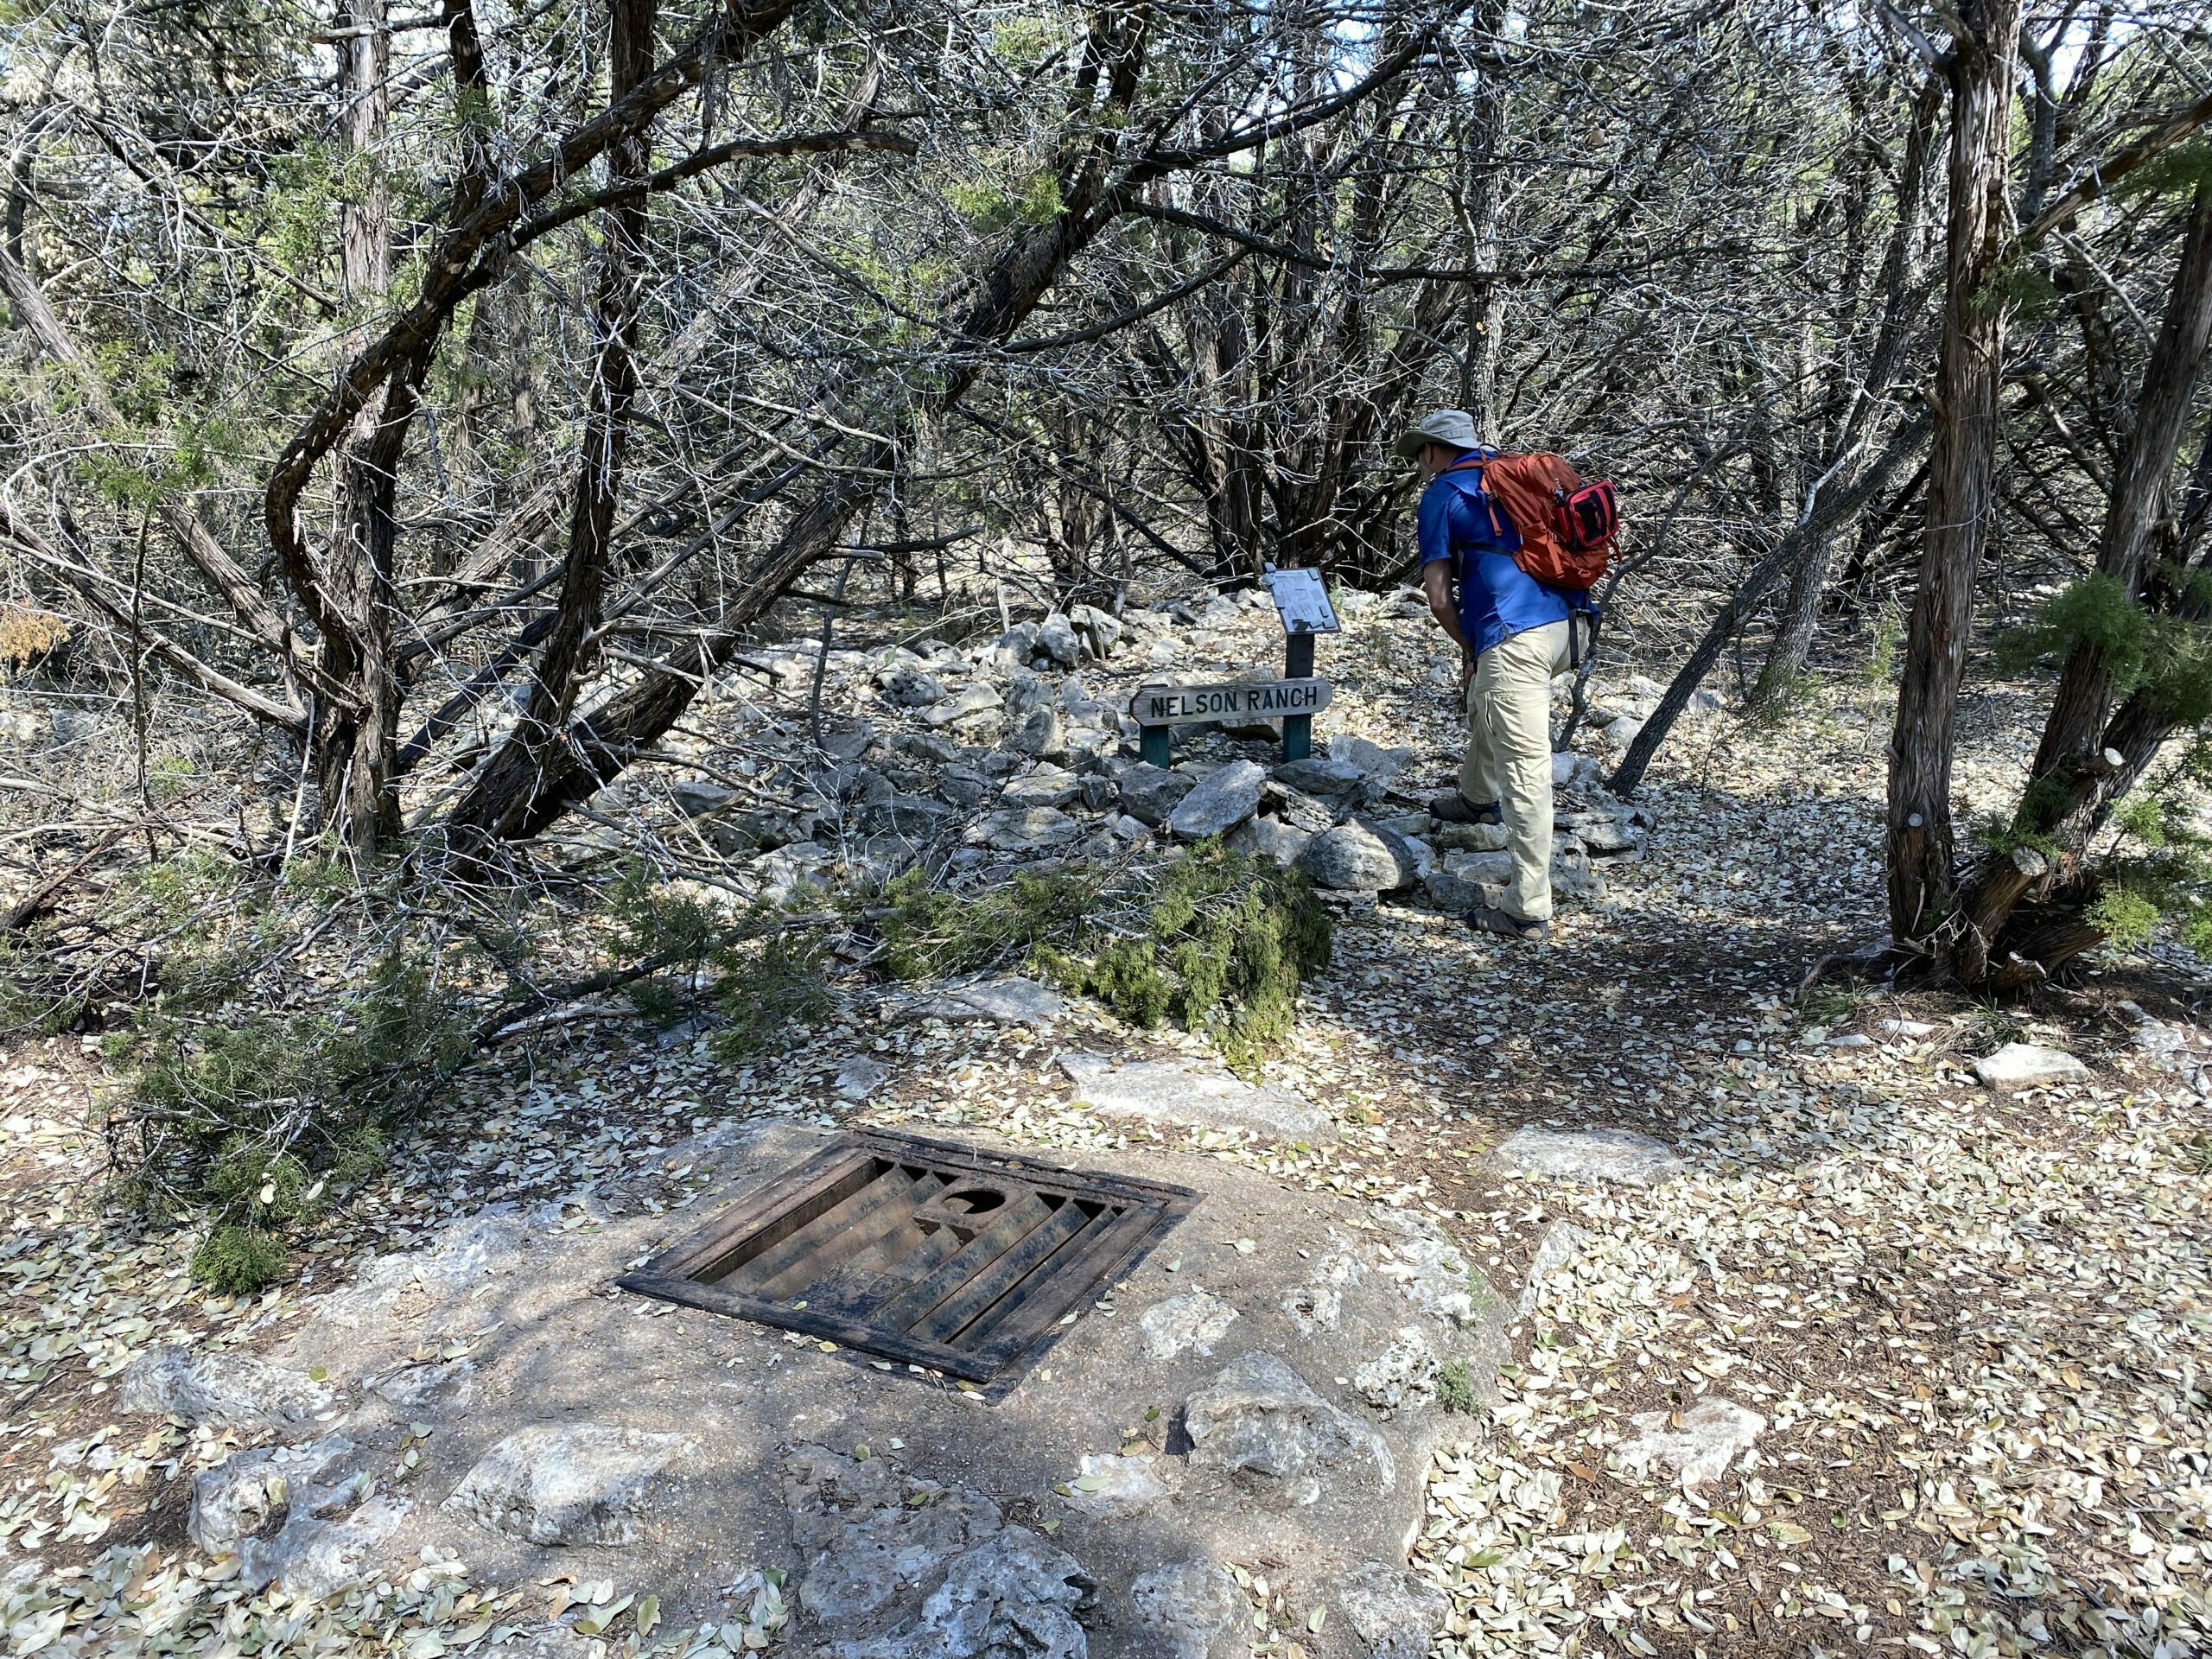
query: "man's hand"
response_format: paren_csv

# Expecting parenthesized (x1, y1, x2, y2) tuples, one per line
(1421, 559, 1469, 655)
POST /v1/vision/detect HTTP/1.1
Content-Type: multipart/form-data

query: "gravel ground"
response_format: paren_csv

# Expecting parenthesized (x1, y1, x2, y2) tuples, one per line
(2, 606, 2209, 1657)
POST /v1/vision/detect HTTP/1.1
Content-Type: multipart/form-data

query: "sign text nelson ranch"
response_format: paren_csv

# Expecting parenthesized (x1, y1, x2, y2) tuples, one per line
(1133, 677, 1333, 728)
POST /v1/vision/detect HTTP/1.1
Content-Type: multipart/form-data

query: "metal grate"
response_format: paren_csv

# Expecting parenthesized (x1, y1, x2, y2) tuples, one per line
(618, 1130, 1197, 1384)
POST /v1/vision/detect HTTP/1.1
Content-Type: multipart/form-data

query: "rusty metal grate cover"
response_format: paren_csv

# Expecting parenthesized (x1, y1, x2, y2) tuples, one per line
(618, 1130, 1197, 1383)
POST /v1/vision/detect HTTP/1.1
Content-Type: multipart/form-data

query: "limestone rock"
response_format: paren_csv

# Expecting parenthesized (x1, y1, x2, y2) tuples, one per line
(1058, 1052, 1335, 1144)
(891, 1528, 1092, 1659)
(1182, 1352, 1394, 1507)
(1495, 1126, 1681, 1185)
(1299, 823, 1407, 892)
(1617, 1396, 1765, 1488)
(1518, 1219, 1590, 1316)
(120, 1344, 333, 1433)
(1602, 714, 1644, 748)
(966, 807, 1082, 852)
(672, 779, 737, 818)
(1068, 603, 1121, 659)
(1973, 1042, 2088, 1091)
(938, 765, 992, 809)
(1550, 751, 1602, 790)
(836, 1057, 890, 1101)
(1139, 1289, 1240, 1361)
(1168, 760, 1267, 841)
(1327, 735, 1414, 790)
(1226, 816, 1313, 868)
(1130, 1562, 1244, 1659)
(1435, 819, 1510, 852)
(1116, 763, 1193, 828)
(1351, 1325, 1436, 1411)
(906, 976, 1066, 1028)
(1035, 614, 1083, 670)
(444, 1423, 692, 1547)
(1281, 1250, 1363, 1335)
(1336, 1563, 1450, 1659)
(922, 685, 1004, 728)
(1272, 757, 1366, 798)
(783, 1445, 1001, 1626)
(861, 793, 958, 838)
(879, 668, 946, 709)
(1000, 765, 1081, 810)
(190, 1434, 409, 1597)
(1008, 706, 1069, 761)
(1063, 1452, 1178, 1517)
(1371, 1210, 1491, 1327)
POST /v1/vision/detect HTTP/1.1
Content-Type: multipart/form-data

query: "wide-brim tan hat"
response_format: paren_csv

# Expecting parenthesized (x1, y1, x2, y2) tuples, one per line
(1395, 408, 1483, 461)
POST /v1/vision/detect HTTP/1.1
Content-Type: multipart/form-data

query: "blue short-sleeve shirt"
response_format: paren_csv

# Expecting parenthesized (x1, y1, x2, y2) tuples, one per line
(1417, 452, 1591, 656)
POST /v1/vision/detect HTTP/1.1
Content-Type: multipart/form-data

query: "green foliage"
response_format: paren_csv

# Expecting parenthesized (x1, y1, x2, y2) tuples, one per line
(2085, 885, 2161, 951)
(874, 868, 1098, 981)
(2116, 138, 2212, 203)
(946, 167, 1064, 235)
(711, 935, 835, 1061)
(190, 1225, 290, 1297)
(1435, 1359, 1480, 1414)
(2115, 793, 2168, 849)
(1860, 597, 1904, 689)
(1058, 842, 1332, 1074)
(1995, 574, 2148, 688)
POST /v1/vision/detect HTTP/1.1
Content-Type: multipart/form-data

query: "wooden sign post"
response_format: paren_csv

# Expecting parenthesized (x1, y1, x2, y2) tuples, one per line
(1133, 567, 1340, 767)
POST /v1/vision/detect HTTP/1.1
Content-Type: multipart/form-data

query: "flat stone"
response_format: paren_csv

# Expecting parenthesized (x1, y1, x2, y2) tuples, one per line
(1326, 735, 1414, 789)
(1974, 1042, 2088, 1091)
(1000, 765, 1081, 810)
(1617, 1396, 1765, 1489)
(1337, 1563, 1450, 1659)
(671, 779, 736, 817)
(1182, 1351, 1394, 1508)
(1116, 763, 1193, 827)
(1299, 822, 1408, 892)
(1881, 1018, 1936, 1039)
(1434, 820, 1510, 852)
(1167, 760, 1267, 841)
(784, 1444, 1002, 1626)
(922, 685, 1004, 727)
(1140, 1290, 1240, 1361)
(1495, 1126, 1681, 1185)
(1272, 758, 1365, 797)
(373, 1357, 477, 1410)
(444, 1423, 692, 1547)
(119, 1344, 333, 1433)
(966, 806, 1082, 852)
(1058, 1052, 1335, 1144)
(1225, 816, 1313, 868)
(905, 976, 1066, 1027)
(1551, 751, 1602, 790)
(836, 1057, 891, 1100)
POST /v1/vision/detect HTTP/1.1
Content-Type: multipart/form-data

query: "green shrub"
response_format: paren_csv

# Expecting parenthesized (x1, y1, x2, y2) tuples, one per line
(873, 868, 1098, 982)
(2083, 885, 2160, 952)
(1058, 842, 1332, 1074)
(1435, 1359, 1480, 1414)
(712, 935, 835, 1061)
(191, 1225, 290, 1296)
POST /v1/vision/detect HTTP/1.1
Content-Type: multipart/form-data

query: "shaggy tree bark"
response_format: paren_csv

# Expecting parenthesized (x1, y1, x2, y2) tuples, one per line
(1885, 0, 2022, 945)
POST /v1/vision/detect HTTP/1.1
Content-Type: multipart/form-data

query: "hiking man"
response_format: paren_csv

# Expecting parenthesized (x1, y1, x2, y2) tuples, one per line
(1400, 409, 1595, 944)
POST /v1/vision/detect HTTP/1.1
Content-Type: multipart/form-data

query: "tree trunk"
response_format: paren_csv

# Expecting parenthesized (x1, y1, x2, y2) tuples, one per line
(1885, 0, 2023, 944)
(448, 0, 658, 839)
(319, 0, 401, 851)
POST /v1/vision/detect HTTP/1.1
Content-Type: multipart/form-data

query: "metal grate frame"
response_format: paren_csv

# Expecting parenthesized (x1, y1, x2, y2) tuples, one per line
(617, 1130, 1198, 1384)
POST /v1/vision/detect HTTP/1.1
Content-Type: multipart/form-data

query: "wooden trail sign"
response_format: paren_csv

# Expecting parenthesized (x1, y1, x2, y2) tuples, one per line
(1132, 677, 1332, 727)
(1134, 677, 1332, 766)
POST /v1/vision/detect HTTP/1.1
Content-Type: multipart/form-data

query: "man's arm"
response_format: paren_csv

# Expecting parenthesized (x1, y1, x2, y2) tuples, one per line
(1422, 557, 1469, 654)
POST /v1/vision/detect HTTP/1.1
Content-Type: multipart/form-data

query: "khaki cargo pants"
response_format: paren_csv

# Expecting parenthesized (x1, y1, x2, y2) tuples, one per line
(1459, 619, 1573, 923)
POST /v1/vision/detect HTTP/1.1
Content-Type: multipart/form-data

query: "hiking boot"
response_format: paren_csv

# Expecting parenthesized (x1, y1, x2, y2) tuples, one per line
(1464, 906, 1548, 944)
(1430, 791, 1503, 825)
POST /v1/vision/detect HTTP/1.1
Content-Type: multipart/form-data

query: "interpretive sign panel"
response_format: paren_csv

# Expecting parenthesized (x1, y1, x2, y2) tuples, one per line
(1132, 677, 1332, 728)
(1262, 566, 1340, 634)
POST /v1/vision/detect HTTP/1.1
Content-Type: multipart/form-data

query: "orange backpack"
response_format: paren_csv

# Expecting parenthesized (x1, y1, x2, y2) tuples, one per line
(1454, 453, 1619, 591)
